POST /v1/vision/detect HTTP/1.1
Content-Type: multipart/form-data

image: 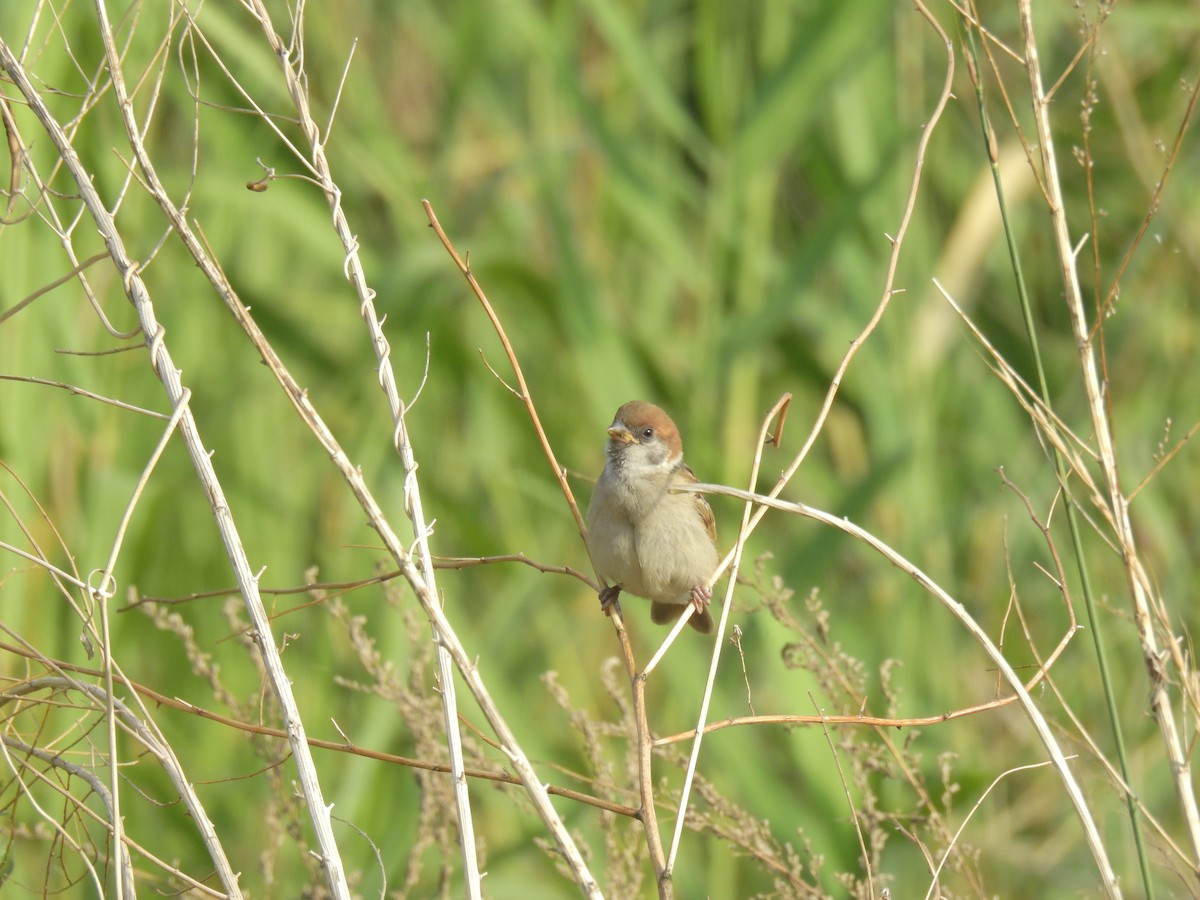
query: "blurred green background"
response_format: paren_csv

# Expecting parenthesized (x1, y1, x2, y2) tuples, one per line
(1, 0, 1198, 896)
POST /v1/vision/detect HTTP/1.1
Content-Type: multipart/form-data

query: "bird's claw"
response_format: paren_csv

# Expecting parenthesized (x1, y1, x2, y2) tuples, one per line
(599, 585, 622, 615)
(690, 584, 712, 615)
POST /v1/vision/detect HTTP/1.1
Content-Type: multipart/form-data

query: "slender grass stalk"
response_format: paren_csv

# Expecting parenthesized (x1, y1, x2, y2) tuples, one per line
(961, 18, 1154, 897)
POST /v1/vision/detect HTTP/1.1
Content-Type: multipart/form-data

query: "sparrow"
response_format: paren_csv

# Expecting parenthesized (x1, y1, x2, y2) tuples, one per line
(585, 401, 719, 634)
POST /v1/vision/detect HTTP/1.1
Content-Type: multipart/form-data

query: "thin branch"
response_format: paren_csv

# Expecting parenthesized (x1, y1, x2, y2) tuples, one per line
(423, 201, 589, 538)
(1019, 0, 1200, 878)
(665, 395, 791, 874)
(812, 692, 874, 898)
(0, 251, 109, 325)
(924, 760, 1058, 900)
(2, 676, 241, 896)
(0, 643, 641, 821)
(0, 24, 347, 897)
(676, 478, 1116, 894)
(234, 4, 480, 886)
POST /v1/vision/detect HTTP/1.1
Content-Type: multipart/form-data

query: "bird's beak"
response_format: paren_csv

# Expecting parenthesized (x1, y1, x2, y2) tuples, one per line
(607, 424, 635, 444)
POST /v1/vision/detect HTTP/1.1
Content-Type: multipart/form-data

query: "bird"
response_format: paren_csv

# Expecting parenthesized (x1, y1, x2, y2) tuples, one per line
(585, 401, 719, 633)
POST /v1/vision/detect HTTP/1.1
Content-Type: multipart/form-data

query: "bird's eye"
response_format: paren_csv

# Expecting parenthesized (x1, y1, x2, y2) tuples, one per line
(640, 427, 655, 441)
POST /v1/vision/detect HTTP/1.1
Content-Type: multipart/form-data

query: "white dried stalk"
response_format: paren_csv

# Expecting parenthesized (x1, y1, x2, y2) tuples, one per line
(1018, 0, 1200, 867)
(0, 28, 352, 899)
(1, 11, 600, 891)
(678, 481, 1122, 897)
(234, 3, 482, 891)
(663, 2, 960, 877)
(4, 678, 242, 897)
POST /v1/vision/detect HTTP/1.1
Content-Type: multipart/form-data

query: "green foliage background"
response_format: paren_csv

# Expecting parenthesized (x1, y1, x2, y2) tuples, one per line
(1, 0, 1198, 896)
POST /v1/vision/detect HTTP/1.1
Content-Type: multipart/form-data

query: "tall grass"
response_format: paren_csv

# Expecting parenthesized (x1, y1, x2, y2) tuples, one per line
(0, 0, 1197, 896)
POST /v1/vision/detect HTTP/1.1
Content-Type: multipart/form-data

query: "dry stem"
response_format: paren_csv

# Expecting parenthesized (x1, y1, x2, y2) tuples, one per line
(1019, 0, 1200, 872)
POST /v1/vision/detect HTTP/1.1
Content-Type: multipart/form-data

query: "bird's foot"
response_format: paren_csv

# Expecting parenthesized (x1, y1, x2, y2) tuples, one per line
(690, 584, 712, 615)
(599, 585, 622, 616)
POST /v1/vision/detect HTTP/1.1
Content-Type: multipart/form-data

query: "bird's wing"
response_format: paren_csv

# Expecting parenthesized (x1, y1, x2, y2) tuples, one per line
(678, 463, 717, 543)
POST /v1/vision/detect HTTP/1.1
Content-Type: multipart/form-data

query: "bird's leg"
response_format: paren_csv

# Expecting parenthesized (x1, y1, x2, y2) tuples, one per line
(690, 584, 712, 615)
(599, 585, 622, 616)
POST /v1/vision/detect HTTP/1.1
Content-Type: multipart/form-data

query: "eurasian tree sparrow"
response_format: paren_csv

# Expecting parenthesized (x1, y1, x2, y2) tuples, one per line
(586, 401, 719, 634)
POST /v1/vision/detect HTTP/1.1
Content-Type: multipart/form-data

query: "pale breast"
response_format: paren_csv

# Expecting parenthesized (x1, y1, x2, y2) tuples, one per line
(587, 463, 718, 605)
(633, 494, 719, 603)
(586, 476, 651, 595)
